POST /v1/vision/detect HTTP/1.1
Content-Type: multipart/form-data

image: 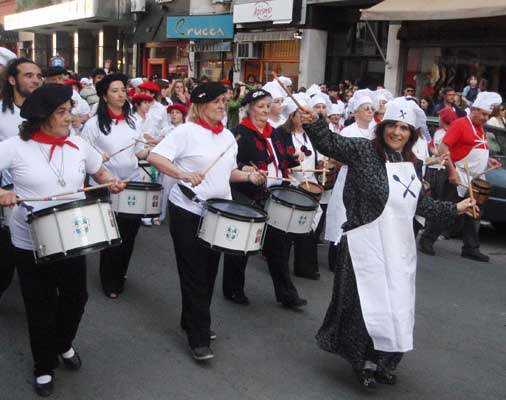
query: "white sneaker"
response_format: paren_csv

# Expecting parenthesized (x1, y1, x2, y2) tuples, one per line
(141, 218, 152, 226)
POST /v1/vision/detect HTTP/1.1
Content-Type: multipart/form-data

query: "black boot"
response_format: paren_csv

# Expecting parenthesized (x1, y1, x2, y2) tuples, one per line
(354, 369, 377, 389)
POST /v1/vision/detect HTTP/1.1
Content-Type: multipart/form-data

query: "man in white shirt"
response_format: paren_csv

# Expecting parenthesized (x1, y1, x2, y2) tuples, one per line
(0, 57, 42, 300)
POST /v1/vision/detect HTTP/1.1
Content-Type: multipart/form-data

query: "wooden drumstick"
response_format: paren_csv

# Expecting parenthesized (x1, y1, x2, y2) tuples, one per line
(267, 176, 292, 183)
(463, 159, 477, 219)
(322, 159, 328, 187)
(201, 135, 241, 175)
(17, 180, 129, 203)
(107, 143, 136, 159)
(476, 164, 501, 178)
(272, 72, 303, 110)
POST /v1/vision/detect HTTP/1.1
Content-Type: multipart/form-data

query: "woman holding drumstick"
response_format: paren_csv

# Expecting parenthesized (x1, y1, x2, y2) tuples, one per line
(0, 84, 125, 397)
(221, 88, 307, 309)
(81, 73, 150, 299)
(148, 82, 265, 361)
(299, 97, 476, 389)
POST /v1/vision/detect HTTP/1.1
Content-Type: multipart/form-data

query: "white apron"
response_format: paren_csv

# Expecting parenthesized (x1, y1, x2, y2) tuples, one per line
(455, 117, 489, 197)
(346, 161, 421, 353)
(324, 123, 375, 244)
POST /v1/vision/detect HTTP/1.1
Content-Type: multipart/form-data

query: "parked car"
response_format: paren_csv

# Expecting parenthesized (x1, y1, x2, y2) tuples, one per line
(426, 117, 506, 232)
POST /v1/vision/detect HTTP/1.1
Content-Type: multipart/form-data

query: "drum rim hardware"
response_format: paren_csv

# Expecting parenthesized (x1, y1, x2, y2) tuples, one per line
(268, 186, 319, 211)
(205, 198, 268, 223)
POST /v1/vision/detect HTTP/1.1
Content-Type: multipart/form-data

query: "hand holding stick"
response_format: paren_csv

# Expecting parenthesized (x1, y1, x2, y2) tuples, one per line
(463, 159, 477, 219)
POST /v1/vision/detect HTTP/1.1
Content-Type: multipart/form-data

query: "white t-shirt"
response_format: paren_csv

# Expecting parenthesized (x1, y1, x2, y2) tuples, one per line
(133, 112, 156, 138)
(429, 128, 446, 170)
(0, 101, 24, 185)
(148, 101, 170, 136)
(151, 122, 238, 216)
(0, 136, 102, 250)
(81, 115, 143, 180)
(290, 132, 317, 184)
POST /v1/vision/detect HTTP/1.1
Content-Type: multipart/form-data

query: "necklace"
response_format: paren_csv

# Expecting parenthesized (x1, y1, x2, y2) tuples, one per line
(39, 144, 66, 187)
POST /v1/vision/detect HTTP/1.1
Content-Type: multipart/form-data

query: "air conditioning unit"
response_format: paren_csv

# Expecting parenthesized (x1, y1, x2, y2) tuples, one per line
(235, 43, 262, 59)
(131, 0, 146, 13)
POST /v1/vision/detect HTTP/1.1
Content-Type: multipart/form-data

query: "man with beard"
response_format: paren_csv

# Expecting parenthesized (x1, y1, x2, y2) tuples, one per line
(0, 58, 43, 300)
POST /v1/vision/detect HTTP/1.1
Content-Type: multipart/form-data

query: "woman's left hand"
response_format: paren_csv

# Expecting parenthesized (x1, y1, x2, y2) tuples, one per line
(108, 178, 126, 194)
(248, 170, 267, 186)
(457, 197, 479, 217)
(488, 157, 502, 169)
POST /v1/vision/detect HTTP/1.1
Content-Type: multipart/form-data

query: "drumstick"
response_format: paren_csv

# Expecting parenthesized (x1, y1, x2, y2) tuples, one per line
(134, 138, 155, 147)
(272, 72, 302, 110)
(17, 180, 129, 203)
(290, 168, 330, 173)
(476, 164, 501, 178)
(267, 176, 292, 183)
(201, 135, 241, 175)
(249, 162, 258, 171)
(322, 159, 328, 187)
(463, 159, 477, 219)
(108, 143, 136, 159)
(16, 196, 83, 203)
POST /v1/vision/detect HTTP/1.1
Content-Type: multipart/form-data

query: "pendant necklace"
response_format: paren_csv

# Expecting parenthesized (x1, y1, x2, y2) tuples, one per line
(39, 144, 66, 187)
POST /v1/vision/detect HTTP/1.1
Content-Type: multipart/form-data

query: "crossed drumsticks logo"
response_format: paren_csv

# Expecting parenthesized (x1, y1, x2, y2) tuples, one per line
(393, 174, 416, 198)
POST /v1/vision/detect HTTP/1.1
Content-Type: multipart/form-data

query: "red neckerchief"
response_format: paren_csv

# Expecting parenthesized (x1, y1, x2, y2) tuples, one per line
(195, 119, 224, 135)
(108, 109, 125, 125)
(32, 131, 79, 161)
(240, 117, 278, 176)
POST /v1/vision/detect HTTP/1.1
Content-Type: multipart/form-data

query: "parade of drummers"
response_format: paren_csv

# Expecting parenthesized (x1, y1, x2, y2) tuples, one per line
(0, 2, 505, 399)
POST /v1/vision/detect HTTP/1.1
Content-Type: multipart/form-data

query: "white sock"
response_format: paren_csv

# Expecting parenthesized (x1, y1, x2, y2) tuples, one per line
(364, 360, 377, 371)
(61, 347, 75, 359)
(36, 375, 52, 384)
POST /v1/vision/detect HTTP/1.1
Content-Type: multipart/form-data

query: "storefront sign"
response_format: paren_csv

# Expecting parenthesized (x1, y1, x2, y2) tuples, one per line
(233, 0, 294, 24)
(167, 15, 234, 40)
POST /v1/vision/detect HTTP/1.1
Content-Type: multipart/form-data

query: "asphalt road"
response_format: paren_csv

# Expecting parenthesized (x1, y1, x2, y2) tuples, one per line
(1, 223, 505, 400)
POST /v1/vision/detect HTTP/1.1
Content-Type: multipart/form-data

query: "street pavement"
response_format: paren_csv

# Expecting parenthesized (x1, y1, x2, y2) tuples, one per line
(1, 223, 505, 400)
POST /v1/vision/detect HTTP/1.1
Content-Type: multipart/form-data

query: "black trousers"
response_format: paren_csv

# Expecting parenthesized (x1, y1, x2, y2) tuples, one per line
(99, 215, 141, 295)
(328, 243, 338, 272)
(15, 248, 88, 377)
(169, 203, 220, 348)
(0, 228, 15, 297)
(223, 226, 301, 304)
(314, 203, 327, 241)
(292, 231, 319, 276)
(421, 182, 482, 252)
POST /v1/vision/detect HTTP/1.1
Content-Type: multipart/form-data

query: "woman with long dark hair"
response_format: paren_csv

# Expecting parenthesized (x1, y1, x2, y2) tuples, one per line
(299, 98, 475, 389)
(81, 74, 150, 299)
(0, 84, 124, 396)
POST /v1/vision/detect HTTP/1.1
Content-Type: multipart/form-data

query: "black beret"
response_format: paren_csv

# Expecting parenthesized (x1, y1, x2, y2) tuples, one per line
(20, 83, 73, 120)
(190, 82, 227, 104)
(43, 66, 67, 78)
(240, 89, 272, 107)
(95, 73, 128, 98)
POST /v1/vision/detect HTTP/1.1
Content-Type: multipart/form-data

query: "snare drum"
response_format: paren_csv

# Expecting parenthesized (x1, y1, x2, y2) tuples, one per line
(0, 184, 13, 229)
(198, 199, 268, 256)
(264, 186, 318, 234)
(298, 181, 324, 201)
(28, 198, 121, 264)
(138, 160, 155, 183)
(111, 181, 163, 218)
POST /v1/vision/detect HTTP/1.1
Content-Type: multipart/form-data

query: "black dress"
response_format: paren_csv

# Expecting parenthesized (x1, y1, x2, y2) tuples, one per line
(303, 117, 457, 371)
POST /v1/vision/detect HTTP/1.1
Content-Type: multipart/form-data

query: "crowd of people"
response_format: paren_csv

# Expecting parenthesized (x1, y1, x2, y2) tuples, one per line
(0, 46, 500, 397)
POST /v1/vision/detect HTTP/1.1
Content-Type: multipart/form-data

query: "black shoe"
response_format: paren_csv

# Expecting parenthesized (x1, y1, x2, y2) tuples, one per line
(209, 330, 217, 341)
(224, 293, 250, 305)
(419, 238, 436, 256)
(374, 368, 397, 385)
(355, 369, 377, 389)
(34, 376, 54, 397)
(316, 239, 324, 246)
(461, 250, 490, 262)
(281, 298, 307, 309)
(191, 346, 214, 361)
(59, 350, 82, 371)
(294, 272, 320, 280)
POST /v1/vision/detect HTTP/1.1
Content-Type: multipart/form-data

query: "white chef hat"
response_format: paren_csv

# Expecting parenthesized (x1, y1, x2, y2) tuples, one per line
(305, 84, 321, 98)
(130, 77, 144, 88)
(383, 97, 417, 128)
(349, 89, 375, 113)
(262, 80, 285, 100)
(278, 76, 292, 87)
(472, 91, 502, 113)
(372, 88, 393, 110)
(80, 77, 92, 86)
(328, 102, 345, 116)
(0, 47, 16, 67)
(281, 93, 310, 119)
(410, 100, 427, 130)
